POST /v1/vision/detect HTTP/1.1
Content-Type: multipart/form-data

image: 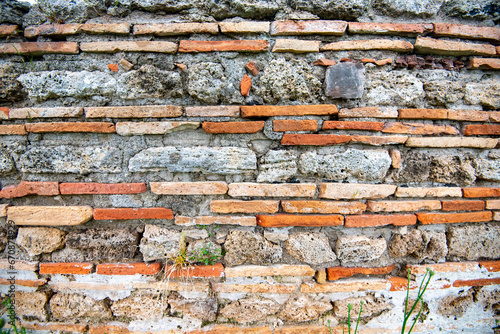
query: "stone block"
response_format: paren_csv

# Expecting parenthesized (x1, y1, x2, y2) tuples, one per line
(324, 63, 365, 99)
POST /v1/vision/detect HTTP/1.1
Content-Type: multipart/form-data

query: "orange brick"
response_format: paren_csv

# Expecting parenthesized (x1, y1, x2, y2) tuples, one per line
(60, 182, 146, 195)
(398, 108, 448, 119)
(25, 23, 130, 37)
(441, 200, 485, 211)
(479, 260, 500, 272)
(321, 39, 413, 52)
(361, 58, 376, 63)
(133, 23, 218, 36)
(464, 124, 500, 136)
(93, 208, 174, 220)
(21, 322, 87, 333)
(468, 58, 500, 70)
(270, 20, 347, 36)
(349, 22, 431, 35)
(107, 63, 119, 72)
(463, 187, 500, 198)
(189, 325, 271, 334)
(323, 121, 384, 131)
(39, 262, 92, 275)
(486, 200, 500, 209)
(0, 181, 59, 199)
(281, 200, 366, 214)
(274, 326, 331, 334)
(179, 40, 269, 52)
(210, 200, 279, 213)
(228, 183, 316, 197)
(416, 211, 492, 224)
(382, 122, 458, 135)
(327, 265, 396, 280)
(433, 23, 500, 41)
(350, 135, 408, 146)
(80, 41, 177, 53)
(89, 325, 132, 334)
(257, 214, 344, 227)
(0, 42, 79, 55)
(0, 278, 46, 287)
(0, 25, 18, 37)
(281, 134, 351, 145)
(166, 263, 224, 278)
(366, 200, 441, 212)
(0, 107, 9, 118)
(273, 119, 318, 132)
(345, 214, 416, 227)
(453, 278, 500, 287)
(175, 216, 256, 227)
(389, 276, 418, 291)
(375, 58, 393, 66)
(339, 107, 398, 118)
(415, 36, 496, 56)
(96, 262, 161, 275)
(0, 124, 26, 135)
(245, 61, 259, 75)
(202, 121, 264, 134)
(312, 58, 336, 66)
(241, 105, 337, 117)
(448, 109, 490, 121)
(407, 262, 480, 275)
(25, 122, 115, 133)
(151, 181, 228, 195)
(301, 279, 388, 293)
(212, 283, 297, 294)
(240, 74, 251, 96)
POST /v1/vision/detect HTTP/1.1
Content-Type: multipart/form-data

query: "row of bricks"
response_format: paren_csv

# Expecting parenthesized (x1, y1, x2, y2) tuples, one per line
(1, 21, 498, 41)
(1, 37, 499, 56)
(3, 181, 500, 199)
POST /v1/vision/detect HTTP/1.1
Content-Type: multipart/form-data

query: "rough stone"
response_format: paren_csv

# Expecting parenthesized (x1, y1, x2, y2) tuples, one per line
(224, 230, 282, 266)
(220, 297, 279, 323)
(187, 62, 227, 104)
(443, 0, 500, 23)
(169, 294, 217, 321)
(438, 290, 474, 318)
(476, 158, 500, 181)
(111, 295, 168, 320)
(290, 0, 367, 20)
(447, 224, 500, 260)
(0, 0, 30, 25)
(0, 148, 15, 174)
(129, 146, 256, 174)
(257, 150, 297, 183)
(388, 229, 448, 261)
(334, 294, 393, 318)
(285, 232, 337, 264)
(373, 0, 444, 17)
(365, 71, 424, 107)
(278, 296, 332, 322)
(336, 235, 387, 264)
(325, 63, 365, 99)
(424, 81, 465, 107)
(19, 146, 122, 174)
(139, 225, 181, 262)
(8, 206, 93, 226)
(50, 293, 112, 321)
(0, 62, 26, 103)
(298, 148, 391, 182)
(207, 0, 285, 19)
(116, 65, 181, 100)
(16, 227, 65, 257)
(465, 81, 500, 109)
(15, 291, 48, 321)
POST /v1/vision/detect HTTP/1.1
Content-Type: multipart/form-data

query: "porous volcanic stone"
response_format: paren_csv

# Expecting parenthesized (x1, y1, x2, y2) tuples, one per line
(139, 225, 181, 262)
(447, 224, 500, 260)
(220, 297, 279, 323)
(16, 227, 65, 256)
(224, 230, 282, 266)
(278, 296, 332, 322)
(285, 232, 337, 264)
(50, 293, 112, 321)
(336, 235, 386, 264)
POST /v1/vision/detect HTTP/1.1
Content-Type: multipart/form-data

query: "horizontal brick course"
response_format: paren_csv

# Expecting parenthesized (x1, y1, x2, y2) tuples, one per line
(85, 105, 183, 118)
(257, 214, 344, 227)
(463, 187, 500, 198)
(323, 121, 384, 131)
(319, 183, 397, 200)
(281, 200, 366, 214)
(25, 23, 130, 37)
(453, 278, 500, 287)
(281, 134, 351, 145)
(210, 200, 279, 213)
(0, 278, 46, 287)
(96, 262, 161, 275)
(396, 187, 462, 198)
(0, 181, 59, 199)
(167, 263, 224, 278)
(463, 124, 500, 136)
(321, 39, 413, 52)
(228, 183, 316, 197)
(219, 21, 270, 33)
(116, 121, 199, 135)
(272, 39, 321, 53)
(241, 105, 337, 117)
(60, 183, 146, 195)
(339, 107, 398, 118)
(179, 40, 269, 52)
(468, 58, 500, 70)
(7, 206, 93, 226)
(398, 108, 448, 119)
(382, 122, 459, 135)
(348, 22, 431, 35)
(447, 109, 490, 121)
(39, 262, 93, 275)
(225, 264, 315, 277)
(175, 216, 257, 226)
(327, 265, 396, 280)
(80, 41, 178, 53)
(190, 326, 271, 334)
(151, 181, 228, 195)
(93, 208, 174, 220)
(367, 200, 441, 212)
(414, 36, 496, 56)
(416, 211, 492, 224)
(25, 122, 115, 133)
(406, 137, 497, 148)
(0, 42, 79, 55)
(345, 214, 416, 227)
(271, 20, 347, 35)
(441, 200, 485, 211)
(21, 322, 87, 333)
(433, 23, 500, 41)
(133, 23, 218, 35)
(350, 135, 408, 146)
(273, 119, 318, 132)
(185, 106, 240, 117)
(0, 124, 26, 135)
(202, 121, 264, 133)
(9, 107, 83, 119)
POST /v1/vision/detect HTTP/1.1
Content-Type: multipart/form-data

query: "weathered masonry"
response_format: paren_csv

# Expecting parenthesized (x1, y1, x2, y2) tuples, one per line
(0, 0, 500, 332)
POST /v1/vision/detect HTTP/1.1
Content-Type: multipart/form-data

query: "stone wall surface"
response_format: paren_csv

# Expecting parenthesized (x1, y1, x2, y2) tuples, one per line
(0, 0, 500, 333)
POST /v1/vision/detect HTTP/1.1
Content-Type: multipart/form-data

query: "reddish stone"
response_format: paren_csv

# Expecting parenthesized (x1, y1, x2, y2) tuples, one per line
(327, 265, 396, 280)
(166, 263, 224, 278)
(256, 214, 344, 227)
(361, 58, 376, 63)
(39, 262, 92, 275)
(416, 211, 492, 224)
(433, 23, 500, 41)
(441, 200, 485, 211)
(107, 64, 119, 72)
(93, 208, 174, 220)
(240, 74, 252, 97)
(463, 187, 500, 198)
(60, 183, 146, 195)
(273, 120, 318, 132)
(345, 214, 416, 227)
(463, 124, 500, 136)
(0, 181, 59, 199)
(96, 262, 161, 275)
(202, 121, 264, 134)
(179, 40, 269, 52)
(281, 134, 351, 145)
(0, 25, 18, 37)
(348, 22, 431, 36)
(245, 61, 259, 75)
(323, 121, 384, 131)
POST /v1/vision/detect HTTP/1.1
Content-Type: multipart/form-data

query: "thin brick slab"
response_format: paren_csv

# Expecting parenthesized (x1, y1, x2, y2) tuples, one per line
(151, 182, 228, 195)
(319, 183, 396, 200)
(178, 40, 269, 52)
(0, 42, 79, 55)
(116, 121, 199, 135)
(272, 39, 321, 53)
(210, 200, 279, 213)
(433, 23, 500, 41)
(257, 214, 344, 227)
(463, 125, 500, 136)
(60, 183, 146, 195)
(93, 208, 174, 220)
(447, 110, 490, 121)
(0, 181, 59, 199)
(345, 214, 416, 227)
(398, 108, 448, 119)
(395, 187, 462, 198)
(202, 121, 264, 134)
(442, 200, 485, 211)
(463, 188, 500, 198)
(175, 216, 256, 226)
(348, 22, 431, 36)
(271, 20, 347, 36)
(350, 135, 408, 146)
(7, 206, 93, 226)
(225, 265, 315, 278)
(9, 107, 83, 119)
(382, 122, 459, 135)
(281, 134, 351, 145)
(185, 106, 240, 117)
(228, 183, 316, 197)
(274, 120, 318, 132)
(96, 262, 161, 275)
(301, 279, 388, 293)
(416, 211, 492, 224)
(339, 107, 398, 118)
(327, 265, 396, 280)
(39, 263, 93, 275)
(321, 39, 413, 52)
(219, 22, 270, 33)
(323, 121, 384, 131)
(241, 105, 337, 117)
(80, 41, 178, 53)
(468, 58, 500, 69)
(406, 137, 497, 148)
(0, 125, 26, 135)
(133, 23, 218, 35)
(25, 122, 115, 133)
(281, 200, 366, 215)
(25, 23, 130, 37)
(367, 200, 441, 212)
(85, 105, 183, 118)
(414, 36, 496, 56)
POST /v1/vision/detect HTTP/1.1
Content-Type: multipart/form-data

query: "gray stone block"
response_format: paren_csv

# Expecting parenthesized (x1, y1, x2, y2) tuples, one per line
(325, 63, 365, 99)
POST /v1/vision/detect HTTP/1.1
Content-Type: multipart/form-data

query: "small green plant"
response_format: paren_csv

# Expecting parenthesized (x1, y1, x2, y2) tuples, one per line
(188, 242, 223, 266)
(342, 301, 363, 334)
(401, 268, 434, 334)
(2, 297, 27, 334)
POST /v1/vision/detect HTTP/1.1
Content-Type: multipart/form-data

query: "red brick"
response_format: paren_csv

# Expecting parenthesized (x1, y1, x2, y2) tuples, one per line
(271, 20, 347, 36)
(245, 61, 259, 75)
(327, 264, 396, 281)
(240, 74, 251, 96)
(0, 124, 26, 135)
(202, 121, 264, 134)
(366, 200, 441, 212)
(107, 63, 119, 72)
(133, 23, 218, 36)
(0, 42, 79, 55)
(416, 211, 492, 224)
(228, 183, 316, 198)
(0, 107, 9, 118)
(463, 187, 500, 198)
(398, 108, 448, 119)
(348, 22, 431, 35)
(382, 122, 458, 135)
(0, 181, 59, 199)
(312, 58, 336, 66)
(60, 183, 146, 195)
(415, 36, 496, 56)
(166, 263, 224, 278)
(441, 200, 485, 211)
(281, 134, 351, 145)
(339, 107, 398, 118)
(39, 262, 92, 275)
(350, 135, 408, 146)
(0, 25, 18, 37)
(375, 58, 393, 66)
(389, 276, 418, 291)
(407, 262, 479, 275)
(433, 23, 500, 41)
(345, 214, 416, 227)
(80, 41, 177, 53)
(21, 322, 87, 333)
(323, 121, 384, 131)
(464, 124, 500, 136)
(210, 200, 279, 213)
(453, 278, 500, 287)
(361, 58, 376, 63)
(179, 40, 269, 52)
(478, 260, 500, 272)
(25, 23, 130, 37)
(25, 122, 115, 133)
(448, 109, 490, 121)
(89, 325, 131, 334)
(0, 278, 46, 287)
(241, 105, 337, 117)
(257, 214, 343, 227)
(322, 39, 414, 52)
(281, 200, 366, 214)
(468, 58, 500, 70)
(273, 119, 318, 132)
(96, 262, 161, 275)
(93, 208, 174, 220)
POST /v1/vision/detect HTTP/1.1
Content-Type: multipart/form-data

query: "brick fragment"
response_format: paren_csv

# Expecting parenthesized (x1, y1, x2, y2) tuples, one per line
(375, 58, 393, 66)
(323, 121, 384, 131)
(220, 21, 270, 33)
(442, 200, 485, 211)
(0, 42, 79, 55)
(0, 181, 59, 199)
(167, 263, 224, 278)
(272, 39, 321, 53)
(281, 134, 351, 145)
(491, 112, 500, 123)
(202, 121, 264, 134)
(327, 265, 396, 280)
(0, 107, 9, 119)
(25, 23, 130, 37)
(271, 20, 347, 36)
(468, 58, 500, 70)
(361, 58, 375, 63)
(389, 277, 418, 291)
(85, 105, 183, 118)
(245, 61, 259, 75)
(0, 259, 38, 271)
(240, 74, 252, 96)
(39, 263, 93, 275)
(80, 41, 178, 53)
(319, 183, 396, 200)
(312, 58, 336, 66)
(416, 211, 492, 224)
(406, 137, 497, 148)
(7, 206, 93, 226)
(453, 278, 500, 287)
(151, 181, 228, 195)
(348, 22, 431, 36)
(433, 23, 500, 41)
(175, 216, 256, 226)
(414, 36, 496, 56)
(9, 107, 83, 119)
(0, 124, 26, 135)
(345, 214, 416, 227)
(257, 214, 344, 227)
(463, 187, 500, 198)
(0, 25, 18, 37)
(382, 122, 459, 135)
(281, 200, 366, 214)
(96, 262, 161, 275)
(486, 200, 500, 209)
(93, 208, 174, 220)
(301, 279, 388, 293)
(339, 107, 398, 118)
(133, 23, 218, 35)
(447, 109, 490, 121)
(315, 269, 326, 284)
(120, 58, 134, 71)
(464, 124, 500, 135)
(241, 105, 337, 117)
(389, 149, 401, 168)
(25, 122, 115, 133)
(398, 108, 448, 119)
(185, 106, 239, 117)
(210, 200, 279, 213)
(212, 283, 297, 294)
(350, 135, 407, 146)
(0, 278, 46, 287)
(228, 183, 316, 197)
(0, 204, 8, 217)
(116, 121, 199, 135)
(225, 264, 314, 277)
(107, 64, 118, 72)
(60, 183, 146, 195)
(396, 187, 462, 198)
(179, 40, 269, 52)
(478, 260, 500, 272)
(367, 200, 441, 212)
(407, 262, 479, 275)
(321, 39, 413, 52)
(273, 119, 317, 132)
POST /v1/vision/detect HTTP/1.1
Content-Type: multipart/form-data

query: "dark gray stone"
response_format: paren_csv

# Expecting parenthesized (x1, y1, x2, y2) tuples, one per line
(0, 63, 26, 103)
(443, 0, 500, 23)
(325, 63, 365, 99)
(0, 0, 30, 25)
